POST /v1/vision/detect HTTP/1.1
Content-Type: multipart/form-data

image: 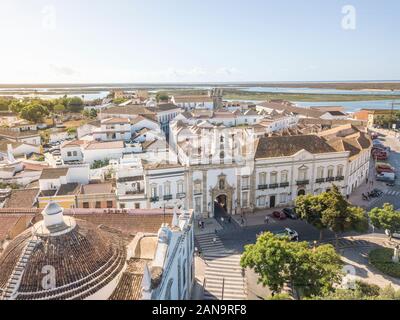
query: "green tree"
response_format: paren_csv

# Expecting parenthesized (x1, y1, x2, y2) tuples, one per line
(20, 102, 49, 123)
(369, 204, 400, 241)
(113, 97, 128, 105)
(321, 186, 369, 246)
(67, 127, 77, 136)
(0, 98, 12, 111)
(296, 186, 368, 244)
(89, 108, 98, 118)
(156, 92, 169, 103)
(9, 100, 25, 113)
(54, 104, 65, 113)
(241, 232, 343, 298)
(295, 194, 327, 240)
(67, 97, 84, 112)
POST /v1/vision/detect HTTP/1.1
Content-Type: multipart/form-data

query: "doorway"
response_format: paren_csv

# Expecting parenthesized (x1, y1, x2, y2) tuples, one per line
(298, 189, 306, 196)
(216, 194, 227, 212)
(269, 195, 276, 208)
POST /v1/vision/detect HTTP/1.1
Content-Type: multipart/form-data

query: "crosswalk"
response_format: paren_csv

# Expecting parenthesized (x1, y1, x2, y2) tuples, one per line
(319, 238, 373, 248)
(195, 233, 247, 300)
(384, 189, 400, 197)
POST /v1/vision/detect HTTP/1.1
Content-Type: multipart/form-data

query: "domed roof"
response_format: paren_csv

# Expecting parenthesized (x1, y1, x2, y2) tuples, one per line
(44, 202, 63, 216)
(0, 206, 126, 300)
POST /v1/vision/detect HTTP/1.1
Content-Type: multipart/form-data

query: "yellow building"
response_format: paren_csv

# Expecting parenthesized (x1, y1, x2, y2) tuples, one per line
(38, 183, 80, 209)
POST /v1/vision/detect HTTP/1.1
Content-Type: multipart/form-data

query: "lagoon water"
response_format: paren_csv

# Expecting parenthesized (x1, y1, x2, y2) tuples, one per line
(1, 84, 400, 113)
(294, 100, 400, 113)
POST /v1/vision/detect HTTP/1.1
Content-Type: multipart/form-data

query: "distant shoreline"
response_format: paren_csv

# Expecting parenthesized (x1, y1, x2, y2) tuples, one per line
(1, 81, 400, 91)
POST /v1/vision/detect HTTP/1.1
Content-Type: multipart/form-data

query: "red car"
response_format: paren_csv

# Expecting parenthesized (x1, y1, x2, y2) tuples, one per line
(272, 211, 287, 220)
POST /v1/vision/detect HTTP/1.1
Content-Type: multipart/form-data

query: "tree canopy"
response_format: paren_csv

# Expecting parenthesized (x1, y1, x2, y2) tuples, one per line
(240, 232, 343, 298)
(369, 204, 400, 240)
(67, 97, 84, 112)
(295, 185, 369, 244)
(20, 102, 49, 123)
(156, 92, 169, 103)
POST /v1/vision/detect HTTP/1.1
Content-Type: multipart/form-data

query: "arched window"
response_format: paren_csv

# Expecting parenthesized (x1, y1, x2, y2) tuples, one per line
(220, 135, 224, 143)
(220, 151, 225, 159)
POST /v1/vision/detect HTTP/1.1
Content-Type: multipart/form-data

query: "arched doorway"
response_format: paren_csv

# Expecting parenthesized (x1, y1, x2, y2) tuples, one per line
(297, 189, 306, 196)
(215, 194, 227, 212)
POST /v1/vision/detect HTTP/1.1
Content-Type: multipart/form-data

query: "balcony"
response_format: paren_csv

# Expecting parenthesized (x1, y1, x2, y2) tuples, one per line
(335, 176, 345, 181)
(176, 192, 186, 199)
(163, 195, 173, 201)
(150, 196, 159, 203)
(258, 185, 269, 190)
(242, 186, 250, 191)
(280, 182, 289, 188)
(326, 177, 335, 182)
(296, 180, 310, 186)
(315, 178, 325, 184)
(269, 183, 279, 189)
(125, 190, 144, 195)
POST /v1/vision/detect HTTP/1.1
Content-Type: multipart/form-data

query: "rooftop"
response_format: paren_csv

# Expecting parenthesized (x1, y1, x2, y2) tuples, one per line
(102, 117, 130, 124)
(56, 183, 81, 196)
(39, 168, 69, 180)
(3, 188, 39, 208)
(81, 183, 114, 195)
(255, 135, 337, 158)
(84, 140, 125, 150)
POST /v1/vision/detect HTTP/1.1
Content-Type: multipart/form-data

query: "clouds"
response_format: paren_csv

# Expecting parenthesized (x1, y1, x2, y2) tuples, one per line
(49, 64, 79, 77)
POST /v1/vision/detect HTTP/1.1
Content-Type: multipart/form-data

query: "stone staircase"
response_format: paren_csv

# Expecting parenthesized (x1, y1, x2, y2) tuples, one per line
(196, 233, 247, 300)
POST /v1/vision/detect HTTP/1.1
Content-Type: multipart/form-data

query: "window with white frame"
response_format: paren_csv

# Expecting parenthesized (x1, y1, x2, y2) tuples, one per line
(258, 196, 266, 207)
(259, 172, 267, 185)
(317, 167, 324, 179)
(242, 192, 249, 207)
(337, 165, 344, 177)
(164, 182, 171, 196)
(151, 185, 157, 197)
(177, 181, 184, 194)
(327, 166, 334, 178)
(270, 172, 278, 184)
(298, 166, 308, 181)
(242, 176, 250, 189)
(280, 171, 288, 183)
(280, 193, 287, 204)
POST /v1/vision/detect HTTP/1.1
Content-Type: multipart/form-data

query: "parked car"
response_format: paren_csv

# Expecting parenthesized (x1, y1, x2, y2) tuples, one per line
(272, 211, 286, 220)
(283, 208, 298, 220)
(385, 229, 400, 239)
(273, 228, 299, 241)
(376, 172, 395, 183)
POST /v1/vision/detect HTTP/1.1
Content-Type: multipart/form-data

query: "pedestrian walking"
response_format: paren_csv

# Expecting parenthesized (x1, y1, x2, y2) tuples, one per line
(264, 216, 269, 224)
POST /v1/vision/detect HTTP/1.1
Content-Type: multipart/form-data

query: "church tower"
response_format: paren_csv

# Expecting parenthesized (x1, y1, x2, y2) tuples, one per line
(209, 88, 223, 110)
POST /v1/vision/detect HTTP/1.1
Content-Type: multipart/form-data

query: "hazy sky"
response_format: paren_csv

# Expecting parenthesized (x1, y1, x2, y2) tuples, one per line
(0, 0, 399, 83)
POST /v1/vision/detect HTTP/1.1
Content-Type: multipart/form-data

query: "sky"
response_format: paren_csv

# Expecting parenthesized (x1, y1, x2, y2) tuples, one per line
(0, 0, 399, 84)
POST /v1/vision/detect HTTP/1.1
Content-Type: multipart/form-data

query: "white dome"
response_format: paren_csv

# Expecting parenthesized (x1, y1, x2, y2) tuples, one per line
(44, 202, 63, 216)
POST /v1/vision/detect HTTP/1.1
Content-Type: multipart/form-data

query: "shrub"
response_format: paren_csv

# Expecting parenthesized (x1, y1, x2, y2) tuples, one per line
(369, 248, 400, 278)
